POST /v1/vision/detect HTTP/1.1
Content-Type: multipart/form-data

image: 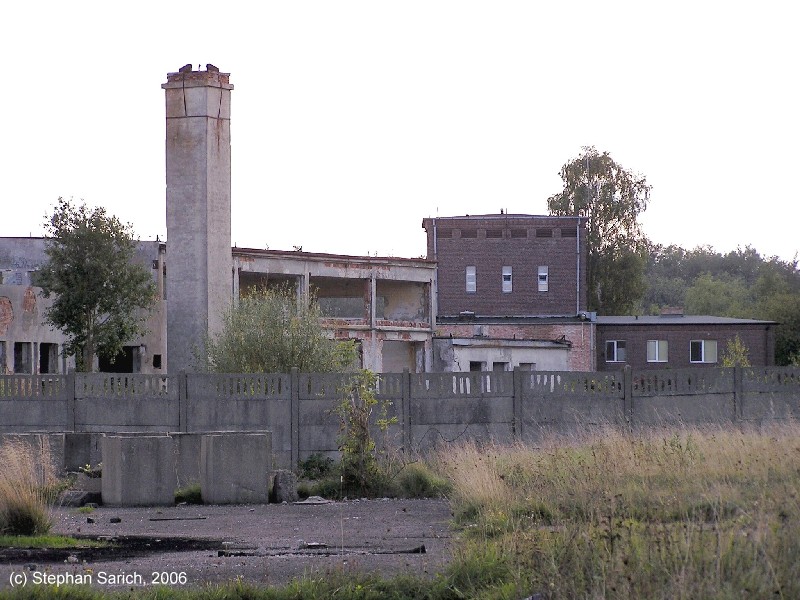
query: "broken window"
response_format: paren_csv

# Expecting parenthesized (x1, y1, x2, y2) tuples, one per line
(13, 342, 33, 374)
(39, 343, 59, 374)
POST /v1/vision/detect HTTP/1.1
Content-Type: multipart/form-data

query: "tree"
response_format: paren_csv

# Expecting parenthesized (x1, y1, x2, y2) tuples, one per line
(547, 146, 651, 314)
(202, 284, 358, 373)
(36, 198, 156, 372)
(721, 335, 752, 368)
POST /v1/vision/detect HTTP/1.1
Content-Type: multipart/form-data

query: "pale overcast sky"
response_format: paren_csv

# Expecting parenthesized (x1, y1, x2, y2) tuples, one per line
(2, 2, 798, 263)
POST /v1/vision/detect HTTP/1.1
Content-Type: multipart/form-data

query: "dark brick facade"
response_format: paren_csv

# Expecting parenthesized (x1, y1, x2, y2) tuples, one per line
(596, 317, 776, 370)
(422, 214, 587, 317)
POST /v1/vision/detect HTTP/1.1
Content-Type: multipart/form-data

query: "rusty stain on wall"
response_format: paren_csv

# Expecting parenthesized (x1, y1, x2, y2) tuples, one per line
(0, 297, 12, 335)
(23, 288, 36, 313)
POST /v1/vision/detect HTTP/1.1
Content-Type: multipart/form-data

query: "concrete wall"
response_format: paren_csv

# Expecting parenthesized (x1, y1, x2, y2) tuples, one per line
(3, 367, 800, 469)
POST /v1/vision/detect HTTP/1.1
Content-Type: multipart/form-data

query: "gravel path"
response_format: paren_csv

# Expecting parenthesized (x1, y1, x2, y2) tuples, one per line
(0, 499, 453, 591)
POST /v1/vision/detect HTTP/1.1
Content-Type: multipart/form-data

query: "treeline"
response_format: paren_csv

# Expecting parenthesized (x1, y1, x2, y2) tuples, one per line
(642, 244, 800, 365)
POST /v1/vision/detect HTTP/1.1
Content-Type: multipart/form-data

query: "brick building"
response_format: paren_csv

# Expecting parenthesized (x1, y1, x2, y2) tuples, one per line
(422, 214, 596, 372)
(596, 313, 776, 371)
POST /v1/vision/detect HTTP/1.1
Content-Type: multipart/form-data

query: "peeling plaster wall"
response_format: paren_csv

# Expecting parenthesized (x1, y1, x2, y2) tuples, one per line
(433, 321, 595, 372)
(0, 239, 167, 374)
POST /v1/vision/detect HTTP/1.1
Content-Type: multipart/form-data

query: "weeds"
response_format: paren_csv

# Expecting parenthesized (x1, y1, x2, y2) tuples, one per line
(0, 438, 59, 536)
(432, 424, 800, 598)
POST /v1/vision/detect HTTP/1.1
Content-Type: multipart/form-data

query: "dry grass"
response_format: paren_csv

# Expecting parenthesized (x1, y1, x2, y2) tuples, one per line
(0, 437, 59, 536)
(433, 424, 800, 599)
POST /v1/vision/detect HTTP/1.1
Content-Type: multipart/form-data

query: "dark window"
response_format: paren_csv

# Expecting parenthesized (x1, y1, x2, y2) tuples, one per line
(39, 343, 59, 374)
(561, 227, 578, 238)
(14, 342, 33, 374)
(153, 354, 162, 369)
(461, 229, 478, 238)
(438, 229, 452, 238)
(535, 228, 553, 238)
(606, 340, 626, 362)
(469, 361, 484, 372)
(510, 229, 527, 238)
(486, 229, 503, 239)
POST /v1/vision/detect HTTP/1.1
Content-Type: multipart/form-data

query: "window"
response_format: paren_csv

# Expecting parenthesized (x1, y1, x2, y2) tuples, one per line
(153, 354, 162, 369)
(486, 229, 503, 239)
(517, 362, 536, 371)
(690, 340, 717, 363)
(14, 342, 33, 374)
(510, 229, 527, 238)
(466, 266, 476, 293)
(461, 229, 477, 238)
(647, 340, 669, 363)
(502, 266, 512, 293)
(606, 340, 626, 362)
(492, 362, 509, 372)
(39, 343, 59, 374)
(535, 228, 553, 238)
(469, 361, 484, 372)
(538, 266, 549, 292)
(0, 341, 6, 374)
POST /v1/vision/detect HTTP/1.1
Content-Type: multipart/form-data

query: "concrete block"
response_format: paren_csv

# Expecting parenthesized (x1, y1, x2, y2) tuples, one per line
(101, 435, 176, 506)
(201, 432, 271, 504)
(64, 432, 103, 472)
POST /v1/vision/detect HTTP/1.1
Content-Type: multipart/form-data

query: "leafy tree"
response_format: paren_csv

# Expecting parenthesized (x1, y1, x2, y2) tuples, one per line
(720, 335, 752, 368)
(202, 284, 358, 373)
(548, 146, 651, 314)
(36, 198, 156, 372)
(684, 273, 754, 318)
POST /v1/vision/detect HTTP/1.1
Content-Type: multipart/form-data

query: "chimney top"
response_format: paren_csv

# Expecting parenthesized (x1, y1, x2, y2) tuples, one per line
(163, 64, 232, 89)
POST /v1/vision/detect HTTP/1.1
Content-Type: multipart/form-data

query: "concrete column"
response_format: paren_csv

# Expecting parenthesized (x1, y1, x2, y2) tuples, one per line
(163, 64, 233, 375)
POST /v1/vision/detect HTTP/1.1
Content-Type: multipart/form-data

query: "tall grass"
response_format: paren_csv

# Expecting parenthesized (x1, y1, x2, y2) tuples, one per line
(434, 424, 800, 599)
(0, 438, 58, 536)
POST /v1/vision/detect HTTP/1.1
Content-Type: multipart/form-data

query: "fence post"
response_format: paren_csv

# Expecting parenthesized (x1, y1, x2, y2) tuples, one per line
(402, 368, 411, 454)
(512, 367, 523, 441)
(67, 372, 77, 432)
(624, 366, 633, 431)
(733, 366, 743, 422)
(178, 371, 188, 432)
(290, 368, 300, 469)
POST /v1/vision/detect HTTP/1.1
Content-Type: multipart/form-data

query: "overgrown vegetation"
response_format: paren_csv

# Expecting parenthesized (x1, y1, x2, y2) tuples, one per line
(201, 283, 358, 373)
(5, 426, 799, 599)
(333, 370, 397, 497)
(35, 197, 156, 372)
(174, 483, 203, 505)
(644, 244, 800, 364)
(433, 425, 800, 598)
(0, 439, 59, 536)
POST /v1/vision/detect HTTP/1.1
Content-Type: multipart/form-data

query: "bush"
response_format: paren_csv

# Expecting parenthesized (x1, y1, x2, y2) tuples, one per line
(174, 483, 203, 504)
(0, 439, 58, 536)
(394, 462, 452, 498)
(298, 453, 335, 480)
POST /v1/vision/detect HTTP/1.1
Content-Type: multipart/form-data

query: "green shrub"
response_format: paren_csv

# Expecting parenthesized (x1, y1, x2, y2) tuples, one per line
(394, 462, 452, 498)
(298, 452, 335, 480)
(174, 483, 203, 504)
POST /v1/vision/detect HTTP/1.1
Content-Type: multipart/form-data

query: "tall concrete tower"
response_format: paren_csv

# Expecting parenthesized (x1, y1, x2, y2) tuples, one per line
(163, 64, 233, 374)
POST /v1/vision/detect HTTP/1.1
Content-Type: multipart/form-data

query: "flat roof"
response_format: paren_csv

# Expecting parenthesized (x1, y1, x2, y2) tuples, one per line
(596, 315, 776, 326)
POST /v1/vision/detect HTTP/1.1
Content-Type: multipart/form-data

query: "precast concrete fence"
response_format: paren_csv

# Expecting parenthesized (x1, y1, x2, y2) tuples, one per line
(2, 367, 800, 470)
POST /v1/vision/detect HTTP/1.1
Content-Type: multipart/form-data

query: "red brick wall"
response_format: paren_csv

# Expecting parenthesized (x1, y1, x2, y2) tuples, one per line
(423, 215, 587, 317)
(596, 322, 775, 370)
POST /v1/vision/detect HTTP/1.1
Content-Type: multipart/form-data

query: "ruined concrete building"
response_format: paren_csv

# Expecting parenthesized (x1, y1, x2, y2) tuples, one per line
(0, 65, 776, 375)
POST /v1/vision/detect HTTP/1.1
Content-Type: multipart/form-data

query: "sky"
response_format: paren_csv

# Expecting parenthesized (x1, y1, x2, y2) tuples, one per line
(2, 1, 798, 264)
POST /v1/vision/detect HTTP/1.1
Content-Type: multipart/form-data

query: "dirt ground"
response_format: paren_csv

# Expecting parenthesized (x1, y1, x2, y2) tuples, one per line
(0, 499, 454, 592)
